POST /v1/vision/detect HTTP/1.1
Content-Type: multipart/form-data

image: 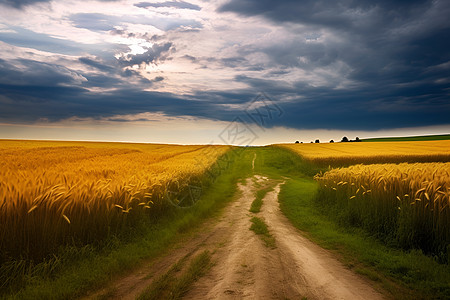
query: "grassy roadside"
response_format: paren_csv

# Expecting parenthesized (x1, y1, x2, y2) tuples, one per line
(137, 250, 212, 300)
(252, 146, 320, 178)
(3, 148, 254, 300)
(256, 147, 450, 299)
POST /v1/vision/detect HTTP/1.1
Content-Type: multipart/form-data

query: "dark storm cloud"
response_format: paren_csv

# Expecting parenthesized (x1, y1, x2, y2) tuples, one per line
(0, 55, 213, 124)
(218, 0, 450, 72)
(135, 1, 201, 11)
(231, 74, 450, 130)
(277, 91, 450, 131)
(219, 0, 434, 29)
(0, 58, 85, 86)
(0, 57, 448, 131)
(0, 83, 232, 124)
(217, 0, 450, 130)
(85, 76, 119, 89)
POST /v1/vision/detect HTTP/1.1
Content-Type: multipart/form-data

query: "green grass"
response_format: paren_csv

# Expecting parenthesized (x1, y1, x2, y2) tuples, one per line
(249, 196, 263, 213)
(249, 185, 274, 213)
(363, 134, 450, 142)
(249, 217, 276, 248)
(252, 146, 321, 178)
(3, 148, 254, 300)
(136, 253, 189, 300)
(137, 250, 212, 300)
(170, 250, 212, 298)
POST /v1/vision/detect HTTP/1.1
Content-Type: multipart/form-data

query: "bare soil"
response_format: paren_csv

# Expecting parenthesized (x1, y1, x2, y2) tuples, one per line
(84, 176, 385, 300)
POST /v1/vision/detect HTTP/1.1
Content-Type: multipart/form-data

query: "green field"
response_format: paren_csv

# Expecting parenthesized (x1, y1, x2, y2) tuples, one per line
(363, 134, 450, 142)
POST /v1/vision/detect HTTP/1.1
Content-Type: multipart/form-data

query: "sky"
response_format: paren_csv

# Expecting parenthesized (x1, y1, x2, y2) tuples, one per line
(0, 0, 449, 145)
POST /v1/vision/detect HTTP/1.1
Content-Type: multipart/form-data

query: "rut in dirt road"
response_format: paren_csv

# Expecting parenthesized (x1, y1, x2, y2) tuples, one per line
(184, 176, 385, 300)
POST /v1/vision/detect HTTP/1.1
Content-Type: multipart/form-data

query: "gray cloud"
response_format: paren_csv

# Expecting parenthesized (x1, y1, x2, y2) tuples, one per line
(2, 71, 448, 131)
(218, 0, 450, 108)
(135, 1, 201, 11)
(77, 55, 155, 87)
(0, 51, 448, 131)
(70, 13, 117, 31)
(0, 0, 121, 9)
(230, 74, 450, 130)
(0, 58, 86, 86)
(0, 26, 95, 55)
(70, 12, 203, 32)
(78, 57, 115, 72)
(119, 42, 174, 66)
(0, 84, 218, 124)
(219, 0, 435, 30)
(0, 0, 50, 8)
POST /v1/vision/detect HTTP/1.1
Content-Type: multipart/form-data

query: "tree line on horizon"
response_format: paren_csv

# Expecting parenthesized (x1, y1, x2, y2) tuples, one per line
(295, 136, 361, 144)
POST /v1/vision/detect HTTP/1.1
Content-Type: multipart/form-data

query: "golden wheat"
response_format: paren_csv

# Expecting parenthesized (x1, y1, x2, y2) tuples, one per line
(0, 140, 230, 262)
(279, 140, 450, 166)
(314, 162, 450, 257)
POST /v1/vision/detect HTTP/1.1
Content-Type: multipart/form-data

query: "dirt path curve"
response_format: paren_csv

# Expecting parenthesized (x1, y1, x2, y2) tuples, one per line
(184, 176, 385, 300)
(84, 176, 385, 299)
(259, 183, 384, 300)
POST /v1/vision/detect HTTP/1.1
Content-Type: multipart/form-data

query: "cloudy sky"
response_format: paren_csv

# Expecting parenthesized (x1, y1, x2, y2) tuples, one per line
(0, 0, 449, 145)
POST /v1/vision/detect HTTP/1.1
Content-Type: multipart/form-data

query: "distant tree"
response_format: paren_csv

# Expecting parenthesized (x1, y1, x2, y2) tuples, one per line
(295, 141, 300, 144)
(355, 137, 361, 142)
(341, 136, 349, 142)
(315, 139, 320, 143)
(330, 140, 334, 143)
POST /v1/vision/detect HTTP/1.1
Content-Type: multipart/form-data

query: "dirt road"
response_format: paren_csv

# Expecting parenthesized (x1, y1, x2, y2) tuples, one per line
(87, 176, 385, 299)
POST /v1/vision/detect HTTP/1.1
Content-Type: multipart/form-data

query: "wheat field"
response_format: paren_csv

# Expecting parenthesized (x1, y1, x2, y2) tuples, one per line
(279, 140, 450, 258)
(0, 140, 230, 262)
(314, 162, 450, 258)
(279, 140, 450, 166)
